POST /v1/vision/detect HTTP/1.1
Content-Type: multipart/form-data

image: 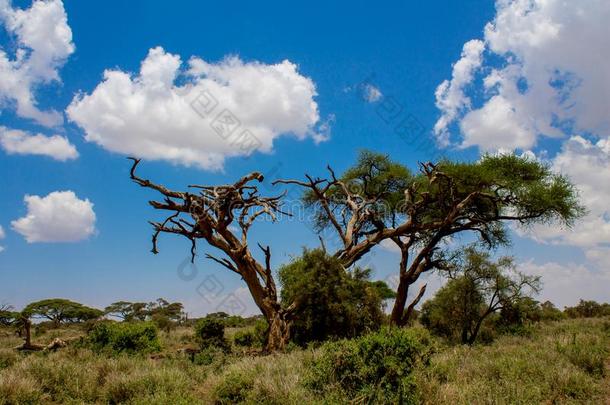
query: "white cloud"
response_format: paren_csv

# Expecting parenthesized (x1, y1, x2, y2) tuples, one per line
(11, 191, 96, 243)
(434, 39, 485, 144)
(0, 126, 77, 160)
(519, 137, 610, 263)
(459, 95, 536, 151)
(67, 47, 322, 170)
(520, 260, 610, 308)
(363, 84, 383, 103)
(435, 0, 610, 151)
(0, 0, 74, 126)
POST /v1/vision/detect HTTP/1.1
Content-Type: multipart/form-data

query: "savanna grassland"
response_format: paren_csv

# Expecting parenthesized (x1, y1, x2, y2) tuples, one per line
(0, 317, 608, 404)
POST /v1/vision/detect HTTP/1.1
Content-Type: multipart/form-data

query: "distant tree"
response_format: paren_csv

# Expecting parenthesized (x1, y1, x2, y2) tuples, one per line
(497, 296, 542, 327)
(420, 247, 540, 344)
(104, 301, 135, 320)
(0, 303, 18, 326)
(564, 299, 609, 318)
(539, 301, 565, 321)
(280, 151, 583, 327)
(128, 302, 148, 321)
(147, 299, 184, 322)
(279, 249, 395, 345)
(23, 299, 102, 327)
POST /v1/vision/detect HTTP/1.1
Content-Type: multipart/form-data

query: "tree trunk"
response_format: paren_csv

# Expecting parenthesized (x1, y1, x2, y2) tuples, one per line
(390, 245, 410, 326)
(24, 319, 32, 347)
(266, 312, 291, 352)
(468, 317, 486, 345)
(390, 280, 409, 326)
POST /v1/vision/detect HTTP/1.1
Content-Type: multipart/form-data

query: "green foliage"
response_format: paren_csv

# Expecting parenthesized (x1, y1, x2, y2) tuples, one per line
(233, 329, 256, 347)
(193, 346, 228, 368)
(87, 321, 161, 354)
(305, 151, 584, 252)
(564, 299, 610, 318)
(23, 298, 103, 327)
(0, 310, 18, 327)
(306, 327, 434, 403)
(421, 247, 540, 344)
(279, 248, 393, 345)
(304, 150, 413, 232)
(194, 316, 229, 351)
(540, 300, 566, 321)
(430, 154, 585, 233)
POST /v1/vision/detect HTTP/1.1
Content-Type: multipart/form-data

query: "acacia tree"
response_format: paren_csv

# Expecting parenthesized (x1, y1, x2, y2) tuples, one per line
(129, 158, 296, 351)
(420, 247, 540, 344)
(0, 303, 17, 326)
(24, 299, 102, 327)
(104, 301, 135, 320)
(276, 151, 583, 326)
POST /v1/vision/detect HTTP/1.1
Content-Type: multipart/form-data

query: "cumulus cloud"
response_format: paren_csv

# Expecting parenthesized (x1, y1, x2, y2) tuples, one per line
(0, 126, 77, 160)
(0, 0, 74, 126)
(11, 191, 96, 243)
(67, 47, 322, 170)
(520, 137, 610, 257)
(434, 39, 485, 144)
(434, 0, 610, 151)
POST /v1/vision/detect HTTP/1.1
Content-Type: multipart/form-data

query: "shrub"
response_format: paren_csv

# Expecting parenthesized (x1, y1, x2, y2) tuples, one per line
(193, 346, 227, 368)
(87, 321, 161, 354)
(233, 329, 255, 347)
(279, 249, 393, 346)
(306, 327, 434, 403)
(194, 317, 229, 351)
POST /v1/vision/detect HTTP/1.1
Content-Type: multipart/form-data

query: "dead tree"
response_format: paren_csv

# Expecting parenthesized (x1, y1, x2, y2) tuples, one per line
(128, 158, 297, 351)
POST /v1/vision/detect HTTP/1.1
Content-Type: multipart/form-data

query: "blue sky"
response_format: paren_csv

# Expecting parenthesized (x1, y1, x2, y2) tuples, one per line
(1, 0, 609, 315)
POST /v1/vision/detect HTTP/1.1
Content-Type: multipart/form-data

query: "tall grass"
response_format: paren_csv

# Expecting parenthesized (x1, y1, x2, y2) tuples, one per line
(0, 318, 608, 404)
(414, 317, 610, 404)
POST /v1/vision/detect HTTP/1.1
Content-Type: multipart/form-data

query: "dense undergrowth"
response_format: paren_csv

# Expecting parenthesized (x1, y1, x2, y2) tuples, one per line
(0, 317, 608, 404)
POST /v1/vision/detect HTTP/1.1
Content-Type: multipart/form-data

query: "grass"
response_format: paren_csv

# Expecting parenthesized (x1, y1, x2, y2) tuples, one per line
(0, 318, 608, 404)
(414, 317, 610, 404)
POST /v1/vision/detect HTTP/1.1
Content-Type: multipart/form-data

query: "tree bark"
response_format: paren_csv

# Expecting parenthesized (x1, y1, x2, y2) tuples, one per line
(266, 312, 292, 352)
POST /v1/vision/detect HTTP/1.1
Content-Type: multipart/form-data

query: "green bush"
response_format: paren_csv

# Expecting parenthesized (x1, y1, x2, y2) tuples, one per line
(306, 327, 434, 403)
(194, 317, 229, 351)
(87, 321, 161, 354)
(193, 346, 227, 368)
(233, 329, 255, 347)
(279, 249, 392, 346)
